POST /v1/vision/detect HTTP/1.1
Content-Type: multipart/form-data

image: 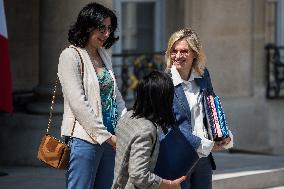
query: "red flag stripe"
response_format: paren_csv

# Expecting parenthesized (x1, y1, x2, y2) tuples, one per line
(0, 35, 13, 113)
(0, 0, 8, 38)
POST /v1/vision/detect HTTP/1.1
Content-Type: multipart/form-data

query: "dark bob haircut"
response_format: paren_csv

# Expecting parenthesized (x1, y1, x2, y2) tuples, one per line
(132, 71, 175, 131)
(68, 2, 119, 49)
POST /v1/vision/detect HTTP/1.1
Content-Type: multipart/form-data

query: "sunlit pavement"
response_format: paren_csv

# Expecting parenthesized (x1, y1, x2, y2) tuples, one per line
(1, 152, 284, 189)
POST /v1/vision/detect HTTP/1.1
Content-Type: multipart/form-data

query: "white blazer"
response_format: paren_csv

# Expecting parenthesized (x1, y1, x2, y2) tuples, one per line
(58, 45, 126, 145)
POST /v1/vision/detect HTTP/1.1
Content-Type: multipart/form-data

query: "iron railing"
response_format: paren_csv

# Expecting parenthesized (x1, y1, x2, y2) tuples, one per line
(265, 44, 284, 98)
(112, 52, 165, 106)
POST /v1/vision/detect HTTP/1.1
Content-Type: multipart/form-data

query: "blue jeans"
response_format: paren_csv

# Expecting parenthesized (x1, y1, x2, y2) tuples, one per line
(66, 138, 115, 189)
(181, 157, 213, 189)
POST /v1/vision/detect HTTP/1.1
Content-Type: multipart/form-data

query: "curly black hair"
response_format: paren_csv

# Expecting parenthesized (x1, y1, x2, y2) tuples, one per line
(68, 2, 119, 49)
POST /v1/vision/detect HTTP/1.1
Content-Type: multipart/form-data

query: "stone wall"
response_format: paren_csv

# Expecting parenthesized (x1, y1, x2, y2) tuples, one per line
(180, 0, 284, 154)
(4, 0, 39, 92)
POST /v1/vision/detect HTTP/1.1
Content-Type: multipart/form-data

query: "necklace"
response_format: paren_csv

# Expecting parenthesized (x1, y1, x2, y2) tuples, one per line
(92, 58, 103, 68)
(87, 50, 103, 68)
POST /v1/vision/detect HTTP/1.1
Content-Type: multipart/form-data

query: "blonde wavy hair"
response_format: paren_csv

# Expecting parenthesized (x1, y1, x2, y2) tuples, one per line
(165, 28, 206, 76)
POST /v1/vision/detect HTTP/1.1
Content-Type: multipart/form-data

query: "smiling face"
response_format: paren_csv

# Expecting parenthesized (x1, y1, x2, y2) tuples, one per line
(170, 39, 195, 74)
(86, 17, 112, 49)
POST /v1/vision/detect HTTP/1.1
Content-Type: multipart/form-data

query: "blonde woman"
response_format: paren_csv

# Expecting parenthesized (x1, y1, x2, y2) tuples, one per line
(158, 28, 234, 189)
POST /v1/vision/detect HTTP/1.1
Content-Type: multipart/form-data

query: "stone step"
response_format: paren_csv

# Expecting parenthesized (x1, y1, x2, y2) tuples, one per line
(213, 152, 284, 189)
(213, 167, 284, 189)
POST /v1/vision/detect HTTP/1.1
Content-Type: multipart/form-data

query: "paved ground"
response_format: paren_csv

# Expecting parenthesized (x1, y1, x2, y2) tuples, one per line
(213, 153, 284, 189)
(0, 167, 65, 189)
(213, 152, 284, 174)
(1, 152, 284, 189)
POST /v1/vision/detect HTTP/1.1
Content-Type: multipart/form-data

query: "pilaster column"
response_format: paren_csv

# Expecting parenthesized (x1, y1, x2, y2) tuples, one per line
(122, 3, 137, 51)
(27, 0, 100, 114)
(277, 0, 284, 45)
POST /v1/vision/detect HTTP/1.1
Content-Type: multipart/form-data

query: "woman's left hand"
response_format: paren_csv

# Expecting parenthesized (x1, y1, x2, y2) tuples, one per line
(106, 135, 117, 150)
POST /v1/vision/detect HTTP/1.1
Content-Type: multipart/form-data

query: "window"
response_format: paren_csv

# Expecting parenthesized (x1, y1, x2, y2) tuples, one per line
(112, 0, 165, 54)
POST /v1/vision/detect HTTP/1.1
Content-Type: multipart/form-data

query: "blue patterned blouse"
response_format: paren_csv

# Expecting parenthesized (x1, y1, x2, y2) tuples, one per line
(97, 66, 118, 135)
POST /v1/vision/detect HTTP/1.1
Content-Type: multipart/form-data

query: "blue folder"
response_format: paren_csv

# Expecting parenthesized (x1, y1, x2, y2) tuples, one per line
(154, 127, 199, 180)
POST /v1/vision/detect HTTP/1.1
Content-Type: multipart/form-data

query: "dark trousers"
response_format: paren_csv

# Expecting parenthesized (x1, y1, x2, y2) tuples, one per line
(181, 157, 213, 189)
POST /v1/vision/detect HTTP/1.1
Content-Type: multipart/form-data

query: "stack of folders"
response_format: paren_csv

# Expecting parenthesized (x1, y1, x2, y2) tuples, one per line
(203, 90, 229, 141)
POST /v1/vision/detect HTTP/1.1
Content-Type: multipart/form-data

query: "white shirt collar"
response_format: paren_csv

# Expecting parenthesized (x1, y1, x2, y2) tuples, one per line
(170, 65, 202, 86)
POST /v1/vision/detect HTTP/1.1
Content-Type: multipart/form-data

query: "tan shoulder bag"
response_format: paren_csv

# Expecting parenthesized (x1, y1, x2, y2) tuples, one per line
(37, 47, 84, 169)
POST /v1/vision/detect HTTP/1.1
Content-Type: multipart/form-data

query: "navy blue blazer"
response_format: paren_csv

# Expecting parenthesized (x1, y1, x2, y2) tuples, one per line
(172, 68, 216, 169)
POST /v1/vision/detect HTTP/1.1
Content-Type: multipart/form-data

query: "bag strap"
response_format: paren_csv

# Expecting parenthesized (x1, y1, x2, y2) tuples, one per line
(46, 47, 85, 135)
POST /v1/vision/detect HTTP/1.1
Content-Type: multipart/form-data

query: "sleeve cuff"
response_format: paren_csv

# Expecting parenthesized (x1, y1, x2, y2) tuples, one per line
(223, 130, 234, 149)
(196, 137, 214, 157)
(151, 176, 162, 189)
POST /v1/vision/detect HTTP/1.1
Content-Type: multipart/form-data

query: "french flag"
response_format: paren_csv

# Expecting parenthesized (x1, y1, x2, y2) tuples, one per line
(0, 0, 13, 113)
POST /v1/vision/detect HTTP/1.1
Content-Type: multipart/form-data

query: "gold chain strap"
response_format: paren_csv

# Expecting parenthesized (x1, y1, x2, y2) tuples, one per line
(46, 46, 84, 135)
(46, 77, 59, 133)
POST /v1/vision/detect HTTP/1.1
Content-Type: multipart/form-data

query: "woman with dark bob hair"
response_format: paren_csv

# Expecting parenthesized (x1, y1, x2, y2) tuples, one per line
(58, 2, 126, 189)
(112, 71, 186, 189)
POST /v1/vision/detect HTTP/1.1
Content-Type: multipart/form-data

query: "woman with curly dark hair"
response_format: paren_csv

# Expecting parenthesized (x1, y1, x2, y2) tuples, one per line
(58, 2, 126, 189)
